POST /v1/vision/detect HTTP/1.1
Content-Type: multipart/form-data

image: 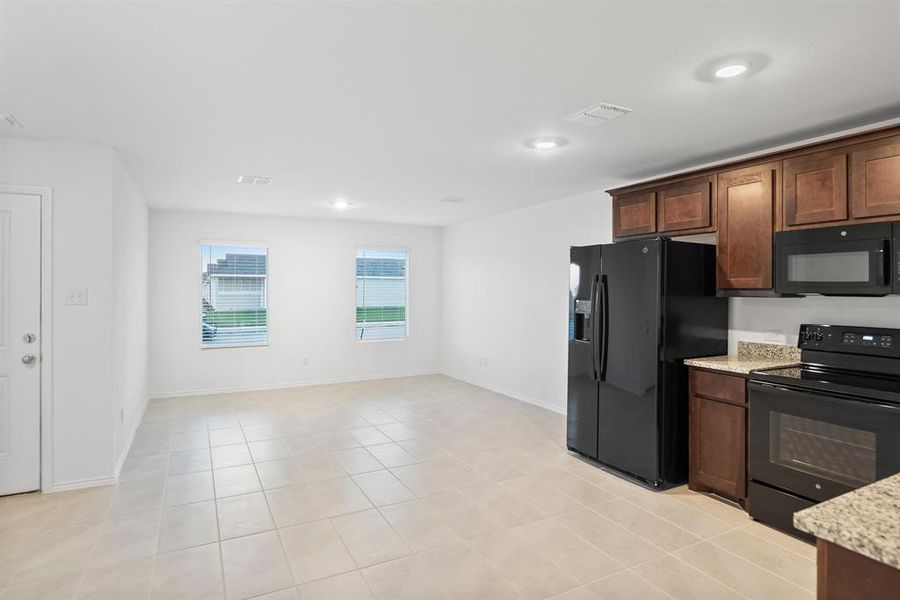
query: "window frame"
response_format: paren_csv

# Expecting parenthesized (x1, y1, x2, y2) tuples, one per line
(199, 240, 271, 350)
(354, 245, 410, 343)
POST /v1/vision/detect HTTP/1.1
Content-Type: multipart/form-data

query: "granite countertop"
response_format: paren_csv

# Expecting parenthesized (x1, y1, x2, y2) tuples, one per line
(794, 473, 900, 569)
(683, 341, 801, 375)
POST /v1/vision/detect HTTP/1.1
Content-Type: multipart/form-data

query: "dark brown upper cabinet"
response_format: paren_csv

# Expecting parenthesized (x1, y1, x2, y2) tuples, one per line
(783, 149, 848, 228)
(716, 162, 779, 290)
(850, 135, 900, 219)
(657, 176, 715, 233)
(612, 190, 656, 238)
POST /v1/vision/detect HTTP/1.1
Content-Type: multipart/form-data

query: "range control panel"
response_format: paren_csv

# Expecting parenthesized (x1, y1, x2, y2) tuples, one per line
(799, 324, 900, 357)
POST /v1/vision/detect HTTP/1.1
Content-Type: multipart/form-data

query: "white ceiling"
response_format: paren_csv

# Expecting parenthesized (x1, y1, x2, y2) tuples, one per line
(2, 1, 899, 226)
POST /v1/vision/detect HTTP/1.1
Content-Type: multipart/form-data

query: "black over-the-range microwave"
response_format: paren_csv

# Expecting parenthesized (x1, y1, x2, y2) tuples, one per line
(774, 221, 900, 296)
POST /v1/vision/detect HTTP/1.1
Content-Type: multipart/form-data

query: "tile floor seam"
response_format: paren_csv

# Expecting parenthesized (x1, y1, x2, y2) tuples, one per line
(677, 551, 758, 599)
(734, 524, 818, 563)
(209, 448, 229, 600)
(576, 504, 681, 558)
(623, 565, 681, 600)
(70, 472, 137, 600)
(704, 534, 817, 592)
(621, 493, 736, 537)
(638, 551, 752, 600)
(609, 495, 719, 543)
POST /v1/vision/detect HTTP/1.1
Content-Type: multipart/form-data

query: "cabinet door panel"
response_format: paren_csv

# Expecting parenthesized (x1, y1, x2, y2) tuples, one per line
(612, 191, 656, 238)
(689, 395, 746, 501)
(658, 177, 714, 233)
(783, 150, 847, 227)
(850, 136, 900, 219)
(717, 163, 779, 289)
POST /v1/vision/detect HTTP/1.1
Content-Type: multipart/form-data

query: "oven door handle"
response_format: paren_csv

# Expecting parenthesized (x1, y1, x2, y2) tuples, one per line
(749, 380, 900, 411)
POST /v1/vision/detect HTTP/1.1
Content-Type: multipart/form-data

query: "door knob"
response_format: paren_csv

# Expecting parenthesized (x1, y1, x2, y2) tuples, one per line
(21, 354, 36, 365)
(23, 333, 36, 343)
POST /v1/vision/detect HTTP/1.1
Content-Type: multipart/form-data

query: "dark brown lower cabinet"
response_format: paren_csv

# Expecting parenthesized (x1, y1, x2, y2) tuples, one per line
(688, 368, 747, 506)
(816, 540, 899, 599)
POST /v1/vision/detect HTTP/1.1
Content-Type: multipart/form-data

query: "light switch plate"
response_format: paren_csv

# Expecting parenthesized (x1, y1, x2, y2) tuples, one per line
(65, 287, 88, 305)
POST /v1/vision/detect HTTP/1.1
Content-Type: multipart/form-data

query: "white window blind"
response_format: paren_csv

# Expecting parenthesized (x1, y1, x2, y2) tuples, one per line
(201, 244, 268, 347)
(356, 248, 408, 341)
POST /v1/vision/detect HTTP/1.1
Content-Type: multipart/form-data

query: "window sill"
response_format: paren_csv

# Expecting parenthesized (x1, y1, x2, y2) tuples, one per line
(201, 342, 269, 350)
(355, 337, 409, 344)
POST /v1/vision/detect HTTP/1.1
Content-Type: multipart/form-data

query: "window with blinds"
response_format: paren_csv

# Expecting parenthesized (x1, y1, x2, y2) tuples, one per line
(201, 244, 268, 348)
(356, 248, 408, 341)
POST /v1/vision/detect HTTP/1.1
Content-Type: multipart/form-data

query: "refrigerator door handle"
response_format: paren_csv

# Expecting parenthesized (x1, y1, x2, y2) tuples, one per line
(589, 276, 600, 380)
(600, 275, 609, 381)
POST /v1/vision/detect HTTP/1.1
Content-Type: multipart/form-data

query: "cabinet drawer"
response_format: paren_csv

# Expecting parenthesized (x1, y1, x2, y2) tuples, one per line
(690, 369, 746, 405)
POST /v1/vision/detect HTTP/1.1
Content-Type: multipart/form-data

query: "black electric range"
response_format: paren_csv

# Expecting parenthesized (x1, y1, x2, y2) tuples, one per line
(747, 324, 900, 541)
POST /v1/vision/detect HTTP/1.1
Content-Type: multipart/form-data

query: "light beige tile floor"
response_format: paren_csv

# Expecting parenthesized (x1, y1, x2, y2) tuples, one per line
(0, 375, 816, 599)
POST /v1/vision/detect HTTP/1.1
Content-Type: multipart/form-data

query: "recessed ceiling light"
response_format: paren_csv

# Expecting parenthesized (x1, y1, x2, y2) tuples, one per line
(236, 175, 273, 186)
(696, 53, 769, 83)
(714, 64, 748, 79)
(524, 137, 568, 150)
(332, 199, 351, 210)
(439, 196, 468, 204)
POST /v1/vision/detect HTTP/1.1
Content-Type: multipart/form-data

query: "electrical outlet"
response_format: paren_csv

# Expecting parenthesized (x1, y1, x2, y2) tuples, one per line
(65, 287, 88, 305)
(120, 409, 125, 424)
(302, 357, 310, 367)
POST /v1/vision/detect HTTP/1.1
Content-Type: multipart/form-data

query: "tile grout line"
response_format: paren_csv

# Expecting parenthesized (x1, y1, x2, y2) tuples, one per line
(702, 534, 817, 594)
(210, 421, 229, 600)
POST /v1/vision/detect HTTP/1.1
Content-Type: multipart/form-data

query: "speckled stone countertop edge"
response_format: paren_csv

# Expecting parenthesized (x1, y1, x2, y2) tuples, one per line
(683, 341, 801, 375)
(794, 473, 900, 570)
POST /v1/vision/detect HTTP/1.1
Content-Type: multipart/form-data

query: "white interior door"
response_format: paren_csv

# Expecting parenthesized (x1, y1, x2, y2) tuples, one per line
(0, 193, 42, 495)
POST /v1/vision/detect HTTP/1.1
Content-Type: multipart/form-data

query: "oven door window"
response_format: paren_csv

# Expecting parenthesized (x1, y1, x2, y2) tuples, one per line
(769, 412, 876, 488)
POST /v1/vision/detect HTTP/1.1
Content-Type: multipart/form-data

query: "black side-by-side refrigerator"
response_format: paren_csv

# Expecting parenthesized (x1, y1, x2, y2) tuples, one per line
(567, 238, 728, 488)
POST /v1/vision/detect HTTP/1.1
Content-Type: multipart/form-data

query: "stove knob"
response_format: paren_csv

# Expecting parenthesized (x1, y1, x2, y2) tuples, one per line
(814, 332, 823, 342)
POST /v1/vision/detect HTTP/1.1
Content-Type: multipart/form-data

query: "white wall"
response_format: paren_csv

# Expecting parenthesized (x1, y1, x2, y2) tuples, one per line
(440, 188, 900, 414)
(0, 138, 149, 489)
(441, 189, 613, 413)
(112, 153, 150, 472)
(149, 210, 441, 397)
(1, 138, 116, 488)
(729, 296, 900, 352)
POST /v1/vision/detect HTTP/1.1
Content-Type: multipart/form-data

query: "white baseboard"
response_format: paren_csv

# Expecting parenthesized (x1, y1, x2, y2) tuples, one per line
(150, 369, 440, 400)
(47, 475, 117, 494)
(441, 371, 565, 415)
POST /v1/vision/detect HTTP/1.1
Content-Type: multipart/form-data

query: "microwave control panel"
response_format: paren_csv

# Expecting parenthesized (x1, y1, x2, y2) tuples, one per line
(799, 324, 900, 356)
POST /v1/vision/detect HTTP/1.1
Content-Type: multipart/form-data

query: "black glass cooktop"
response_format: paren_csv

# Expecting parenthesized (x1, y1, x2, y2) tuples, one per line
(751, 365, 900, 405)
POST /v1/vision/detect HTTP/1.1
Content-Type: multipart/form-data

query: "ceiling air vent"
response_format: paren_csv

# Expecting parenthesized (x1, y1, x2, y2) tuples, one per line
(1, 113, 23, 127)
(565, 102, 632, 127)
(236, 175, 274, 186)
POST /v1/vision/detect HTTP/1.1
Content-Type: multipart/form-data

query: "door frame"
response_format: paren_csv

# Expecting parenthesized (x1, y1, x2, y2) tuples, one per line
(1, 184, 53, 493)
